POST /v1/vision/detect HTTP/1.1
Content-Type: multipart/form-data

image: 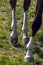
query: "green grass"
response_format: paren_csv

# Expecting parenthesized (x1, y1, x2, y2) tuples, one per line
(0, 0, 43, 65)
(0, 56, 37, 65)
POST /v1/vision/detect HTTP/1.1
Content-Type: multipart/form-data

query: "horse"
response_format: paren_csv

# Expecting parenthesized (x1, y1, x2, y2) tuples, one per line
(10, 0, 43, 62)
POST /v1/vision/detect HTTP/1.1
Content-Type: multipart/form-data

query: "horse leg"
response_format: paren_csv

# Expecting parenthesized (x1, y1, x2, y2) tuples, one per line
(22, 0, 31, 45)
(10, 0, 18, 45)
(24, 0, 43, 62)
(32, 0, 43, 38)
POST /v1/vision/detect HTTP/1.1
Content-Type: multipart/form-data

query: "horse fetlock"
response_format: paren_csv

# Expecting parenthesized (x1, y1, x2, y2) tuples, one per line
(22, 37, 29, 46)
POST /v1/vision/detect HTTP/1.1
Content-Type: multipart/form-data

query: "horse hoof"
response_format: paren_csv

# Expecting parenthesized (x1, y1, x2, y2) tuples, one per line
(22, 37, 29, 46)
(10, 36, 18, 46)
(24, 56, 34, 62)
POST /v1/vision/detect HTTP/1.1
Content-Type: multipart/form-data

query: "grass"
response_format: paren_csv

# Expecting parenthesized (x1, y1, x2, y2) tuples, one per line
(0, 56, 37, 65)
(0, 0, 43, 65)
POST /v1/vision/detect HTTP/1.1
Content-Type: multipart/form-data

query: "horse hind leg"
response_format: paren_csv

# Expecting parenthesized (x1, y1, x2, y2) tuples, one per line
(32, 0, 42, 37)
(27, 0, 42, 48)
(10, 0, 18, 46)
(22, 0, 31, 45)
(25, 0, 43, 62)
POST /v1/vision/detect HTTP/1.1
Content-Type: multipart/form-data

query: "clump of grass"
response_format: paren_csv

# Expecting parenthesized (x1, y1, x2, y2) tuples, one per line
(38, 50, 43, 59)
(35, 61, 41, 65)
(0, 56, 10, 65)
(33, 46, 43, 59)
(35, 32, 43, 42)
(33, 46, 41, 54)
(0, 56, 36, 65)
(38, 32, 43, 42)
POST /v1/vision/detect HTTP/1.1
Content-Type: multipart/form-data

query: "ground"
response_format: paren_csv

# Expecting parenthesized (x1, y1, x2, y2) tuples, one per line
(0, 0, 43, 65)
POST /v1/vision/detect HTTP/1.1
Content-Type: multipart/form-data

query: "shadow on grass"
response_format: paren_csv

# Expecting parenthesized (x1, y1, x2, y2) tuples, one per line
(33, 46, 43, 59)
(13, 43, 24, 48)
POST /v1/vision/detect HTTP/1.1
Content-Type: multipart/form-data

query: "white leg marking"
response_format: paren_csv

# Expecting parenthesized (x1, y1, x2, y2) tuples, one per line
(26, 37, 33, 49)
(24, 50, 33, 58)
(10, 9, 17, 38)
(24, 37, 34, 62)
(24, 49, 34, 62)
(22, 11, 28, 39)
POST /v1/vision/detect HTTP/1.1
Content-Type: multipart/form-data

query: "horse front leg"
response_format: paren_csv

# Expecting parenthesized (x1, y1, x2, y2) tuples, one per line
(25, 0, 43, 62)
(10, 0, 18, 45)
(22, 0, 31, 45)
